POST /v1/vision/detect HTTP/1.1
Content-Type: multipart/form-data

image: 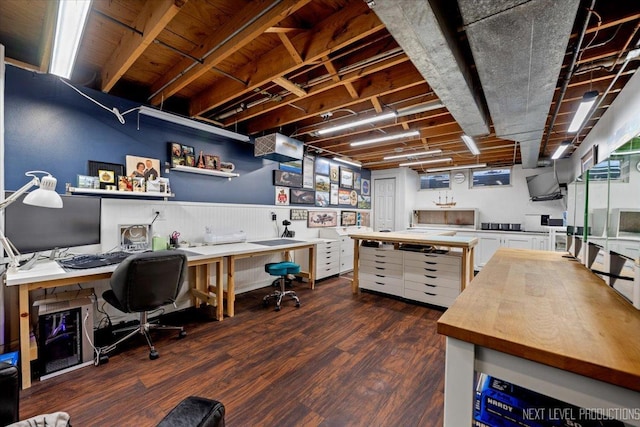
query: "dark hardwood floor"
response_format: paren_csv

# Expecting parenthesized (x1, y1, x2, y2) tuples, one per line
(18, 276, 447, 426)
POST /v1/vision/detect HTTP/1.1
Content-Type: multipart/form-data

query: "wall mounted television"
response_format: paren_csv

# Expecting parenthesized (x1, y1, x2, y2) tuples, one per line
(3, 192, 101, 255)
(526, 171, 563, 201)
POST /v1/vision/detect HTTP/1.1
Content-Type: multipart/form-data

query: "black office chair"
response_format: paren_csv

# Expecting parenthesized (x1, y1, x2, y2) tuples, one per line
(97, 251, 188, 364)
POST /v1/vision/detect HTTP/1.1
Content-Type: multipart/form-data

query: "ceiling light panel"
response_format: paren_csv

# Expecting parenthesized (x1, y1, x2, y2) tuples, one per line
(351, 130, 420, 147)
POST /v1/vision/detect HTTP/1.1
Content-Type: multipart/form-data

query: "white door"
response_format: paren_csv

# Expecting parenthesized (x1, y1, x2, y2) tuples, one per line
(374, 178, 395, 231)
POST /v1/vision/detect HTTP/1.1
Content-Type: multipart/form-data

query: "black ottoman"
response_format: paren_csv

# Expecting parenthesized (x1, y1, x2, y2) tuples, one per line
(0, 362, 19, 426)
(157, 396, 225, 427)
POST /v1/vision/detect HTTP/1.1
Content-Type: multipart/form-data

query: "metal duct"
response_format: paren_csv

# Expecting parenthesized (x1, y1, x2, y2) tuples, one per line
(458, 0, 580, 168)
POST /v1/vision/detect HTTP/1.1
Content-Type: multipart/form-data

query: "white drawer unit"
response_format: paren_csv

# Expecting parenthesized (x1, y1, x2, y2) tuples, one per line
(357, 247, 463, 308)
(315, 240, 340, 280)
(339, 235, 354, 273)
(319, 226, 372, 274)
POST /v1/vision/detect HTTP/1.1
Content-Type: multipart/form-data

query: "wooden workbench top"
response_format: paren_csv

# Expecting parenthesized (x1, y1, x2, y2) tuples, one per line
(437, 248, 640, 392)
(349, 231, 478, 248)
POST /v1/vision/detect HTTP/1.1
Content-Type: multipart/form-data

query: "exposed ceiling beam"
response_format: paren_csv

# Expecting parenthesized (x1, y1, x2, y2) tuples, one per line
(273, 76, 307, 96)
(149, 0, 312, 105)
(101, 0, 187, 92)
(277, 32, 303, 64)
(190, 0, 385, 117)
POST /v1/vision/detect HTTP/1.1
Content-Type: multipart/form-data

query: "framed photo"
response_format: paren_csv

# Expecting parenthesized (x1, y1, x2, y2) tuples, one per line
(338, 189, 351, 205)
(169, 142, 184, 167)
(77, 174, 99, 189)
(303, 155, 315, 189)
(131, 177, 145, 192)
(204, 154, 220, 170)
(308, 210, 337, 228)
(349, 190, 358, 206)
(89, 160, 124, 189)
(359, 211, 371, 227)
(315, 191, 330, 207)
(118, 175, 133, 191)
(329, 164, 339, 182)
(353, 172, 361, 191)
(290, 209, 308, 221)
(315, 174, 330, 192)
(330, 183, 339, 205)
(315, 157, 330, 175)
(290, 189, 315, 204)
(182, 144, 195, 167)
(280, 160, 302, 174)
(341, 210, 357, 226)
(340, 167, 353, 188)
(361, 178, 370, 196)
(119, 224, 151, 252)
(126, 155, 160, 181)
(275, 186, 290, 205)
(358, 195, 371, 209)
(273, 170, 303, 187)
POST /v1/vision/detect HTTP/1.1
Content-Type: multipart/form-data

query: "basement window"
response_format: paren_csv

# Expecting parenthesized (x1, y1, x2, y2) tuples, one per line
(420, 173, 450, 190)
(471, 168, 512, 187)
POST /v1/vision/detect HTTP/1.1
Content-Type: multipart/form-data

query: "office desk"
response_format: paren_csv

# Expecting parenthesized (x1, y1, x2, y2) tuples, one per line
(5, 238, 317, 389)
(437, 249, 640, 426)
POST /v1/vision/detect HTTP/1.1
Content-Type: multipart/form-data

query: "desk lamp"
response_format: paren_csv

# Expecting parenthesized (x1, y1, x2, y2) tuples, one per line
(0, 171, 63, 271)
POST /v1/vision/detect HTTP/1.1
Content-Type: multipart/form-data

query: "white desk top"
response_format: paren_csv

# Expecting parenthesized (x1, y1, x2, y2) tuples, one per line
(5, 238, 320, 287)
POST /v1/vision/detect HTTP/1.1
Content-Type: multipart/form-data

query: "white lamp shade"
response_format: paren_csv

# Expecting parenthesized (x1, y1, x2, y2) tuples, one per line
(23, 175, 63, 208)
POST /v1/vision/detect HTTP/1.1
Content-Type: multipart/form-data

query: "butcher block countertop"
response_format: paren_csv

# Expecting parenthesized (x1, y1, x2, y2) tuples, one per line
(437, 248, 640, 392)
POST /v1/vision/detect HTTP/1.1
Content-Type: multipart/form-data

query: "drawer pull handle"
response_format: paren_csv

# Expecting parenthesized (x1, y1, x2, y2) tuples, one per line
(424, 284, 436, 288)
(423, 261, 436, 265)
(424, 292, 436, 296)
(375, 261, 387, 264)
(423, 268, 437, 272)
(375, 267, 386, 270)
(424, 274, 436, 279)
(374, 255, 385, 258)
(375, 274, 384, 278)
(375, 282, 385, 285)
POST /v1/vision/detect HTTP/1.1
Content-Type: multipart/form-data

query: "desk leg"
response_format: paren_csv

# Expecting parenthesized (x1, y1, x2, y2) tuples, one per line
(443, 337, 475, 427)
(215, 260, 224, 321)
(461, 248, 468, 291)
(19, 285, 32, 389)
(226, 256, 235, 318)
(352, 239, 359, 294)
(308, 245, 315, 289)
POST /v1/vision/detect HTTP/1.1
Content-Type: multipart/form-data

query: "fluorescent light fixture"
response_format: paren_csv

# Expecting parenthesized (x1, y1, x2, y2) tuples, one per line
(138, 106, 249, 142)
(396, 100, 444, 117)
(568, 91, 598, 132)
(551, 140, 572, 160)
(351, 130, 420, 147)
(50, 0, 92, 78)
(399, 157, 452, 167)
(426, 163, 487, 173)
(461, 134, 480, 155)
(612, 149, 640, 156)
(383, 149, 442, 160)
(317, 112, 396, 135)
(332, 157, 362, 168)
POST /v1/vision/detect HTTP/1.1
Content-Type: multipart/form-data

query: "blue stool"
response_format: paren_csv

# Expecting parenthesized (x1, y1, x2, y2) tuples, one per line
(263, 261, 301, 311)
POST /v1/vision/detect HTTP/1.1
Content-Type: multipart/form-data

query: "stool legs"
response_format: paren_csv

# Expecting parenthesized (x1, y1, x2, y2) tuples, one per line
(263, 275, 300, 311)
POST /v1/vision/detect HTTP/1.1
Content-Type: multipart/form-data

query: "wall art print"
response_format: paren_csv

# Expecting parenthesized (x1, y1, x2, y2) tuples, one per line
(290, 188, 315, 204)
(308, 210, 337, 228)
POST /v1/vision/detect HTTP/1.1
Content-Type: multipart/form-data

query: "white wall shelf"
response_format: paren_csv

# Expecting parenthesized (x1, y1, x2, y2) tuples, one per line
(170, 165, 239, 178)
(67, 187, 174, 199)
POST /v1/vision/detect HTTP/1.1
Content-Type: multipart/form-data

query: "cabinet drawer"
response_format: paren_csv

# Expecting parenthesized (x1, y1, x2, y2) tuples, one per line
(404, 266, 460, 283)
(317, 251, 339, 263)
(404, 272, 461, 289)
(360, 273, 403, 296)
(404, 288, 457, 307)
(359, 247, 403, 263)
(403, 251, 462, 266)
(316, 262, 339, 279)
(359, 260, 403, 277)
(404, 279, 460, 297)
(404, 258, 461, 273)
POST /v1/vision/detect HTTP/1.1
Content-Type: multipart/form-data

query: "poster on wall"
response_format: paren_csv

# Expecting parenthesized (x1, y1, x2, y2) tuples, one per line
(280, 160, 302, 174)
(290, 209, 308, 221)
(341, 211, 357, 226)
(273, 170, 303, 187)
(340, 167, 353, 188)
(358, 195, 371, 209)
(315, 174, 330, 192)
(338, 189, 351, 205)
(330, 183, 339, 205)
(330, 164, 339, 182)
(315, 157, 330, 175)
(315, 191, 330, 207)
(290, 189, 315, 204)
(303, 155, 315, 189)
(353, 172, 361, 191)
(361, 178, 370, 196)
(359, 211, 370, 227)
(275, 186, 290, 205)
(308, 210, 337, 228)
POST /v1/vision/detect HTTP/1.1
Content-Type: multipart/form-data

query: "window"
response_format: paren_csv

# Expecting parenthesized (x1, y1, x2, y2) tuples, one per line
(420, 173, 450, 190)
(471, 168, 511, 187)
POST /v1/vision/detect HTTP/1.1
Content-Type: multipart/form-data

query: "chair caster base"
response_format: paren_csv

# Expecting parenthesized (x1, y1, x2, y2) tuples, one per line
(178, 330, 186, 338)
(150, 349, 159, 360)
(275, 305, 281, 312)
(96, 354, 109, 366)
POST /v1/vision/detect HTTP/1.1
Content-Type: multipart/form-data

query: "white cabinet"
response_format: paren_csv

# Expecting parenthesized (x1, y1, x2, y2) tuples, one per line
(315, 240, 340, 280)
(319, 226, 372, 274)
(476, 232, 548, 268)
(358, 246, 463, 307)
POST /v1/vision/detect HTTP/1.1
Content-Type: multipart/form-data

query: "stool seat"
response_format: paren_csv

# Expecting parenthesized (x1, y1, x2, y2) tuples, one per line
(263, 261, 301, 311)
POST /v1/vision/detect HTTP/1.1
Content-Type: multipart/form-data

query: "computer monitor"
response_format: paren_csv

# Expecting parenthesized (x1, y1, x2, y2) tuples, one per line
(3, 191, 101, 255)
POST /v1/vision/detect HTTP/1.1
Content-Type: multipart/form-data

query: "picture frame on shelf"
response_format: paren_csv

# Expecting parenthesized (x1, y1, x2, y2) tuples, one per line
(181, 144, 195, 167)
(273, 170, 303, 187)
(77, 175, 99, 189)
(169, 142, 184, 167)
(290, 209, 308, 221)
(118, 175, 133, 191)
(132, 177, 145, 192)
(290, 189, 315, 204)
(126, 155, 160, 181)
(204, 154, 220, 170)
(308, 210, 337, 228)
(89, 160, 124, 190)
(341, 210, 357, 226)
(340, 167, 353, 188)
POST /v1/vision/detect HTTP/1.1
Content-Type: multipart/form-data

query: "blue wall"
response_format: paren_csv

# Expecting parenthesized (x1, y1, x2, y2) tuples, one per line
(5, 66, 370, 205)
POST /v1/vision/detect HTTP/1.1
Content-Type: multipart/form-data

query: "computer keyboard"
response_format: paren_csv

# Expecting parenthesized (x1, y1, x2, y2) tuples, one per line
(58, 251, 134, 269)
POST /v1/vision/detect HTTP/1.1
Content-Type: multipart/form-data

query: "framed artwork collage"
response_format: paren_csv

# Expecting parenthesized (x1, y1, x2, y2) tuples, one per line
(272, 155, 371, 227)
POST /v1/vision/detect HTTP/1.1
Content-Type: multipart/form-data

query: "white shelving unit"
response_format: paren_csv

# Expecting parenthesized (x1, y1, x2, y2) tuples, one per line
(170, 165, 239, 178)
(67, 187, 174, 199)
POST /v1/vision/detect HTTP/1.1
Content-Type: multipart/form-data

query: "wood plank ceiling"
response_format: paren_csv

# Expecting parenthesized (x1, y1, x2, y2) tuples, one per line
(1, 0, 639, 172)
